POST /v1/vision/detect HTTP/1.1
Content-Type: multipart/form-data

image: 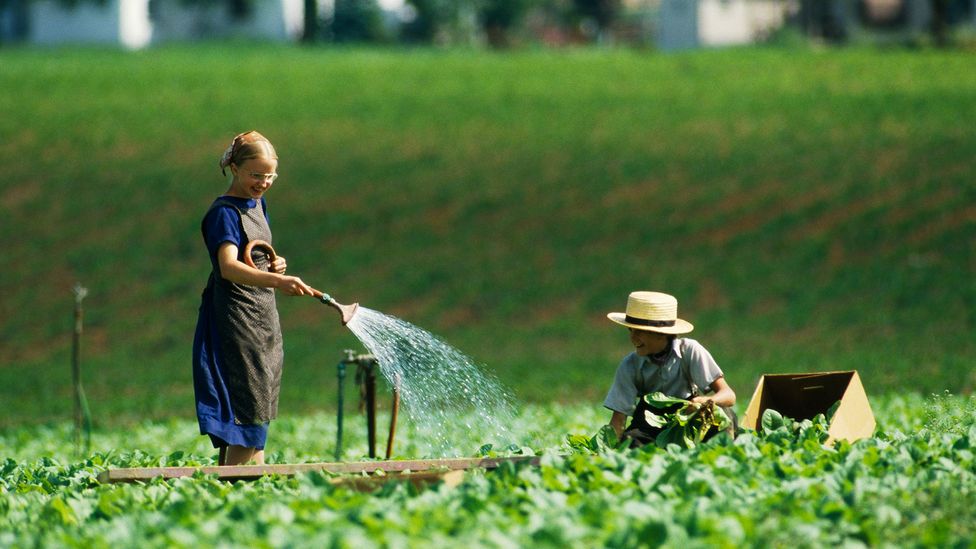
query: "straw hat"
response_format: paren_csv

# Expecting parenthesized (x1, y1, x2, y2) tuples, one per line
(607, 291, 694, 334)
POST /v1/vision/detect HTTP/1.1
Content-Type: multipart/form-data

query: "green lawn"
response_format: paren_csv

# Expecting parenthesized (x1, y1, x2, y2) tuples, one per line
(1, 46, 973, 427)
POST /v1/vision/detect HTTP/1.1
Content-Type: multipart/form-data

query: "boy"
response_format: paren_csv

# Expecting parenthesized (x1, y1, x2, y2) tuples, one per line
(604, 291, 736, 446)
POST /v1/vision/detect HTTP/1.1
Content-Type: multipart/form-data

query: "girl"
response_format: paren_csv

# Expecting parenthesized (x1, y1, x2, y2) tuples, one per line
(604, 291, 736, 446)
(192, 130, 315, 466)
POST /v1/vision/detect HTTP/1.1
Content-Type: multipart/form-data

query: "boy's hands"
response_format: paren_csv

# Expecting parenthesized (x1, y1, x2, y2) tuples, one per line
(682, 397, 711, 414)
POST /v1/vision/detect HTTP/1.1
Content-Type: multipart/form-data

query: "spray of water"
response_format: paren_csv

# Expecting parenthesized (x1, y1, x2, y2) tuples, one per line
(346, 307, 518, 457)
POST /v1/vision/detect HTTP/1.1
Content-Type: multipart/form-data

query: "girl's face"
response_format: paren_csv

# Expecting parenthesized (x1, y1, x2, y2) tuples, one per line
(628, 328, 670, 356)
(228, 157, 279, 200)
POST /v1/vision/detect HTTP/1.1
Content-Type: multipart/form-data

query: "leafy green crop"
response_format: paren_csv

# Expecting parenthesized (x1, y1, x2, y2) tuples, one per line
(566, 424, 628, 453)
(6, 394, 973, 547)
(567, 393, 735, 452)
(642, 392, 733, 449)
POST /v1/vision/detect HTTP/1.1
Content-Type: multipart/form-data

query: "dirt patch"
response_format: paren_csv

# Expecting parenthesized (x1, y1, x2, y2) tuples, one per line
(693, 278, 731, 312)
(907, 203, 976, 248)
(785, 182, 907, 242)
(4, 178, 42, 210)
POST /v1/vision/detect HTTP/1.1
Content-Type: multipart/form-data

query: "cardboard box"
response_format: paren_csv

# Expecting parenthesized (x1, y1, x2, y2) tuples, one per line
(742, 370, 875, 443)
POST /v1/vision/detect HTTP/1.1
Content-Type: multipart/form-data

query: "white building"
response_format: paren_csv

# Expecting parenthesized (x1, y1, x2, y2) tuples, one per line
(655, 0, 792, 51)
(28, 0, 153, 49)
(150, 0, 304, 43)
(22, 0, 306, 49)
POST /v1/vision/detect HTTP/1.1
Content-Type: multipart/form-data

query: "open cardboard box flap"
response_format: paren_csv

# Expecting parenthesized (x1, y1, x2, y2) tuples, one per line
(742, 370, 875, 443)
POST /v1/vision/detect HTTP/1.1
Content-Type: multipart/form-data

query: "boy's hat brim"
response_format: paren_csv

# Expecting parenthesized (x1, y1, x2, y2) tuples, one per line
(607, 291, 694, 334)
(607, 312, 694, 334)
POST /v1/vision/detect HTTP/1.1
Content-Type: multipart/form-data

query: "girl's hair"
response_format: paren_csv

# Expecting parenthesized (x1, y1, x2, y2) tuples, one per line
(219, 130, 277, 175)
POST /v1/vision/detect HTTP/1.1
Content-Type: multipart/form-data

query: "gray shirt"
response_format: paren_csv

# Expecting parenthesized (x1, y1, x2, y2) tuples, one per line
(603, 338, 724, 416)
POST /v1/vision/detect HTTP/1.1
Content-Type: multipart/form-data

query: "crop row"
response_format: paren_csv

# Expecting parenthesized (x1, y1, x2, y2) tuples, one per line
(2, 393, 975, 547)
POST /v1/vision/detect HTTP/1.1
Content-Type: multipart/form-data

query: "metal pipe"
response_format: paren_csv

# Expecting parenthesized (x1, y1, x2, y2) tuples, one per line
(386, 374, 401, 460)
(365, 362, 377, 458)
(336, 350, 355, 461)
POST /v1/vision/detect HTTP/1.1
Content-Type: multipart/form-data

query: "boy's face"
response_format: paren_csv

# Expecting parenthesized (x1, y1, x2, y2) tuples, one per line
(628, 328, 670, 356)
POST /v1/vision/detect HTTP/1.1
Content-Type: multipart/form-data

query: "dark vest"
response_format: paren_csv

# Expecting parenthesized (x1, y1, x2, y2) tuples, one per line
(205, 197, 283, 425)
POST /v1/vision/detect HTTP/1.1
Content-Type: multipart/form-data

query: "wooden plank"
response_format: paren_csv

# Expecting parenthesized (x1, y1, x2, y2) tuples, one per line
(330, 469, 466, 492)
(98, 455, 541, 484)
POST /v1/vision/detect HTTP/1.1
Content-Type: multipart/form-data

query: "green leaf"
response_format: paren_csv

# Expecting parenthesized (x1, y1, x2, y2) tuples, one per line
(593, 424, 622, 452)
(825, 400, 842, 421)
(566, 434, 592, 453)
(655, 424, 681, 448)
(761, 409, 785, 433)
(643, 392, 691, 409)
(644, 410, 668, 428)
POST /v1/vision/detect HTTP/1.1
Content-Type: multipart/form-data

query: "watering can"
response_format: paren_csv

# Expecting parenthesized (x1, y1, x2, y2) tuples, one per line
(242, 239, 359, 325)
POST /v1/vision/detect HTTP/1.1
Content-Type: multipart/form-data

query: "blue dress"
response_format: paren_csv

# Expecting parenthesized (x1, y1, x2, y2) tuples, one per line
(193, 196, 280, 449)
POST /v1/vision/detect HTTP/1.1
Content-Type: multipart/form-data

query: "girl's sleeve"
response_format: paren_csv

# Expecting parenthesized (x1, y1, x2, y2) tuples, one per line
(603, 357, 639, 415)
(202, 206, 243, 257)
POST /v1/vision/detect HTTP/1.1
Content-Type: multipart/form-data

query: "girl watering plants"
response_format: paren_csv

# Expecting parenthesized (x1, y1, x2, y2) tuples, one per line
(192, 130, 316, 466)
(604, 291, 737, 447)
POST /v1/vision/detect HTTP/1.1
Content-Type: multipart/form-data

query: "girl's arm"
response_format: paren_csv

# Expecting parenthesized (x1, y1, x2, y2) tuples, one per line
(217, 242, 315, 296)
(691, 376, 736, 408)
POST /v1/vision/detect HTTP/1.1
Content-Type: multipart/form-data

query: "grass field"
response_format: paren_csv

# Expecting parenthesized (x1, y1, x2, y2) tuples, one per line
(0, 45, 974, 427)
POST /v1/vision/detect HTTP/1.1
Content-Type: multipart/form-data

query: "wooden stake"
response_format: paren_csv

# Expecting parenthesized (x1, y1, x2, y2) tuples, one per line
(72, 283, 91, 456)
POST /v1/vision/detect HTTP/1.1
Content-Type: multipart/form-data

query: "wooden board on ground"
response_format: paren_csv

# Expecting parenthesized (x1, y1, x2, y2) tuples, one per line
(331, 469, 467, 492)
(98, 455, 541, 484)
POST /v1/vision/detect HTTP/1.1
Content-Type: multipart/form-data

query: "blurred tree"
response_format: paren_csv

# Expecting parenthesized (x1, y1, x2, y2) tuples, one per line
(304, 0, 318, 42)
(0, 0, 29, 45)
(51, 0, 107, 6)
(477, 0, 529, 47)
(929, 0, 950, 46)
(571, 0, 619, 43)
(326, 0, 386, 42)
(796, 0, 847, 42)
(402, 0, 457, 42)
(178, 0, 252, 20)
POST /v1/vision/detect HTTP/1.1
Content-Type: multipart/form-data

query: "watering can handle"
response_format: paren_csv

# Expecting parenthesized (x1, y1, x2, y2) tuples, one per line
(242, 239, 277, 271)
(241, 239, 327, 299)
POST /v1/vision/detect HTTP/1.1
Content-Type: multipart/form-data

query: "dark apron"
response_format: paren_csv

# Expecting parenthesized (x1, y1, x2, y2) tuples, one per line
(206, 198, 283, 425)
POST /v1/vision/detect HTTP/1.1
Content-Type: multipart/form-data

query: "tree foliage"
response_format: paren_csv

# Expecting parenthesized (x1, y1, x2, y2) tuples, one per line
(401, 0, 464, 43)
(477, 0, 530, 47)
(326, 0, 387, 43)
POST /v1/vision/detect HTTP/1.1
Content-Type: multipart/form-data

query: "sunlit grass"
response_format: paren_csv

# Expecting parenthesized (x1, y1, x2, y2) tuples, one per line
(1, 46, 973, 426)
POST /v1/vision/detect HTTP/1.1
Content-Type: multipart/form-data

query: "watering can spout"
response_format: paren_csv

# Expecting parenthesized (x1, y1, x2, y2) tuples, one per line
(316, 291, 359, 326)
(239, 239, 359, 326)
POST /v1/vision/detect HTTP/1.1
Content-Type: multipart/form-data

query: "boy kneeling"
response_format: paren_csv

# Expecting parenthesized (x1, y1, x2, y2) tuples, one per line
(604, 291, 736, 447)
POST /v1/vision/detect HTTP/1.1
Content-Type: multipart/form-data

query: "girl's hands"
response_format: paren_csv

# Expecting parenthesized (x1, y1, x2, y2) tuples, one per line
(276, 275, 315, 297)
(271, 256, 317, 297)
(216, 243, 315, 296)
(271, 255, 287, 274)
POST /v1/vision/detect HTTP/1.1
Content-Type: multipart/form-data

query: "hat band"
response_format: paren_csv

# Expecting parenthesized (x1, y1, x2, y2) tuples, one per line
(624, 315, 676, 328)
